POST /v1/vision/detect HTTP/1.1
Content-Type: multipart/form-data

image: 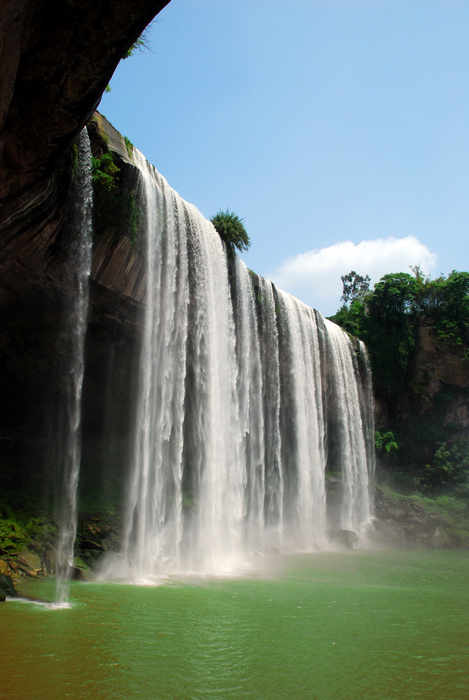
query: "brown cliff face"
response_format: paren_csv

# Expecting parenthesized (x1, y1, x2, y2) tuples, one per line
(0, 0, 169, 314)
(88, 112, 145, 326)
(374, 319, 469, 428)
(374, 317, 469, 490)
(402, 321, 469, 433)
(414, 321, 469, 398)
(411, 321, 469, 438)
(0, 0, 170, 199)
(0, 2, 169, 501)
(0, 118, 144, 501)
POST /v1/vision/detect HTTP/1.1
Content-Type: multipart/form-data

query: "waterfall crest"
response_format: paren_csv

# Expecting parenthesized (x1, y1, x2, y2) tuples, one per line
(102, 150, 374, 581)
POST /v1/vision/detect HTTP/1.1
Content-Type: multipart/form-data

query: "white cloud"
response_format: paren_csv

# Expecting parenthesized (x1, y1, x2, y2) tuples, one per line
(267, 235, 438, 317)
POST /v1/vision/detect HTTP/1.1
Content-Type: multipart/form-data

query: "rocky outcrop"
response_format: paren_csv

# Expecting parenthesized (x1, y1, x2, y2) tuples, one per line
(88, 114, 147, 312)
(0, 0, 170, 321)
(0, 2, 169, 505)
(0, 0, 170, 200)
(373, 487, 468, 549)
(414, 321, 469, 396)
(0, 573, 18, 600)
(374, 317, 469, 479)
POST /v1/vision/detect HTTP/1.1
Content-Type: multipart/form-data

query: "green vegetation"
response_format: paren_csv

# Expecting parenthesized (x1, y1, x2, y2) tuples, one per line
(121, 29, 151, 60)
(330, 268, 469, 496)
(210, 209, 251, 256)
(421, 440, 469, 494)
(0, 517, 27, 555)
(378, 485, 469, 546)
(329, 268, 469, 403)
(375, 430, 399, 458)
(123, 136, 134, 160)
(91, 152, 121, 235)
(90, 151, 141, 244)
(0, 490, 57, 559)
(91, 152, 120, 192)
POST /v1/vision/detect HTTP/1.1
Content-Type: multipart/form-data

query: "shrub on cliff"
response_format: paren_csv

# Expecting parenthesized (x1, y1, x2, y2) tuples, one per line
(210, 209, 251, 256)
(90, 151, 140, 244)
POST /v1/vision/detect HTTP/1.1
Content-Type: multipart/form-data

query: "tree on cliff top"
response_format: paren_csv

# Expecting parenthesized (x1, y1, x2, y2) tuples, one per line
(210, 209, 251, 256)
(340, 270, 371, 304)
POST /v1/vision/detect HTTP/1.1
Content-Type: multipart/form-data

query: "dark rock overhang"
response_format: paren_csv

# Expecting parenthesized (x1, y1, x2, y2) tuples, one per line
(0, 0, 170, 215)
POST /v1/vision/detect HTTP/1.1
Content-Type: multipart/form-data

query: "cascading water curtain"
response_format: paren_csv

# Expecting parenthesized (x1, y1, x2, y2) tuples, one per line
(118, 151, 245, 579)
(55, 128, 93, 604)
(275, 291, 328, 550)
(323, 319, 373, 532)
(103, 151, 374, 582)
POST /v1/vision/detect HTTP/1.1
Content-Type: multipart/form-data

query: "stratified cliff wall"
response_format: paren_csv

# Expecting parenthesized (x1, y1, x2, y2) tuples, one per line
(0, 0, 170, 197)
(0, 1, 169, 500)
(0, 0, 169, 304)
(0, 112, 148, 502)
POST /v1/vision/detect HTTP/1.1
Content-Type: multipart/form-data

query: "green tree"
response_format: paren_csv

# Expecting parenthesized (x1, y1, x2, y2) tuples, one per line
(210, 209, 251, 256)
(340, 271, 371, 304)
(328, 299, 366, 338)
(365, 273, 420, 400)
(436, 271, 469, 347)
(330, 266, 469, 493)
(91, 153, 120, 192)
(375, 430, 399, 458)
(421, 440, 469, 493)
(367, 272, 419, 320)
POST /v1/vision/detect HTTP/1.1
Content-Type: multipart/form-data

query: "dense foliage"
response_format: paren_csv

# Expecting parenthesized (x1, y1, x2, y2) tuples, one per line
(330, 269, 469, 402)
(90, 151, 140, 244)
(210, 209, 251, 256)
(340, 270, 371, 304)
(329, 269, 469, 495)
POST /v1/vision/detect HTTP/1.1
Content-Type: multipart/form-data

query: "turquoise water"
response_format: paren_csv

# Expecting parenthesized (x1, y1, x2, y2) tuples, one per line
(1, 549, 468, 699)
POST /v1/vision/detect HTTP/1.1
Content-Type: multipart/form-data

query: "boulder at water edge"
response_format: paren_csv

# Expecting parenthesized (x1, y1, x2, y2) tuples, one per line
(0, 573, 18, 600)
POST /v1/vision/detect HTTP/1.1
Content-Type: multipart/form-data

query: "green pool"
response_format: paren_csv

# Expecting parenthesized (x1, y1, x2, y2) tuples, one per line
(1, 549, 468, 699)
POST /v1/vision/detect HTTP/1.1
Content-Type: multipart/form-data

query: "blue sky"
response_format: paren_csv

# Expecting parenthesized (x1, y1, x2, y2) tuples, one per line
(100, 0, 469, 316)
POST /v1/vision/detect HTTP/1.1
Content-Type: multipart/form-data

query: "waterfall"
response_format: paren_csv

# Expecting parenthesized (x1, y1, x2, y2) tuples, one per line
(102, 150, 374, 581)
(323, 319, 374, 532)
(54, 129, 93, 603)
(276, 291, 328, 550)
(256, 276, 283, 548)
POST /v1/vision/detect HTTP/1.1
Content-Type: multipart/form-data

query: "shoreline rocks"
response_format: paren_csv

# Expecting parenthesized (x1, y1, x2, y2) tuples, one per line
(0, 572, 18, 600)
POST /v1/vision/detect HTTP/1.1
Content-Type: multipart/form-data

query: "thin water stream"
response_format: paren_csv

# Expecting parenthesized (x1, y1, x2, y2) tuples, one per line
(54, 129, 93, 604)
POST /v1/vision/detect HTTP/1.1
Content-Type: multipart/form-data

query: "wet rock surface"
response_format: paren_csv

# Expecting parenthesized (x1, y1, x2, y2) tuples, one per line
(373, 487, 467, 548)
(0, 572, 18, 599)
(0, 510, 122, 587)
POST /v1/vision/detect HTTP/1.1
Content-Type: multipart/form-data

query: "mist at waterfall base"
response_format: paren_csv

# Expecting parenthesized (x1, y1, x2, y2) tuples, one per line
(85, 145, 375, 583)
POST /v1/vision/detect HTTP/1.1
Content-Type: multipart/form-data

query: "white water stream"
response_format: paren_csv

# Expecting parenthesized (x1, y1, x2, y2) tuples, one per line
(102, 150, 375, 581)
(55, 129, 93, 603)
